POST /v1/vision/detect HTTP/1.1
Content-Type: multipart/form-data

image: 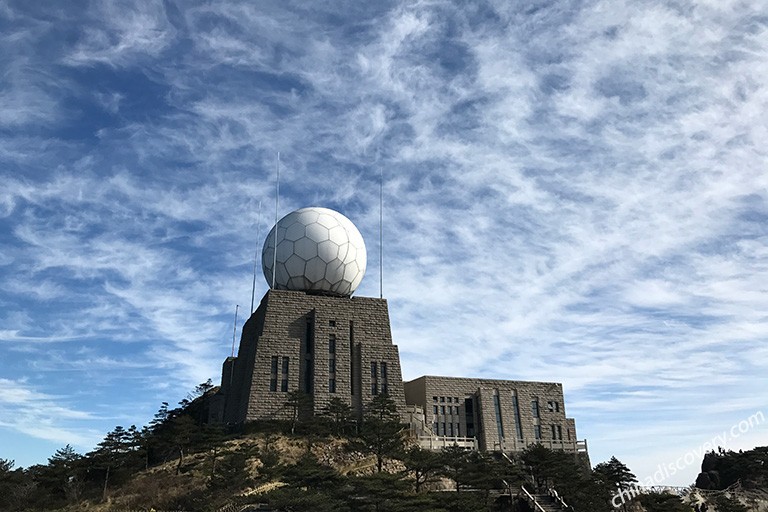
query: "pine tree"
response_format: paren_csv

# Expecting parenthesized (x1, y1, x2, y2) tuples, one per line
(90, 426, 133, 501)
(322, 397, 353, 436)
(356, 394, 405, 472)
(401, 446, 441, 492)
(593, 456, 638, 491)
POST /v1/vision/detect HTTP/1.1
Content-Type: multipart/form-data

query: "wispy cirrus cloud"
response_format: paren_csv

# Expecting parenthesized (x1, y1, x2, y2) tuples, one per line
(0, 0, 766, 484)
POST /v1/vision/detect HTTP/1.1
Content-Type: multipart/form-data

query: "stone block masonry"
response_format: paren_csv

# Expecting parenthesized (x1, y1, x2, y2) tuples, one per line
(404, 375, 585, 458)
(215, 289, 588, 462)
(220, 290, 405, 424)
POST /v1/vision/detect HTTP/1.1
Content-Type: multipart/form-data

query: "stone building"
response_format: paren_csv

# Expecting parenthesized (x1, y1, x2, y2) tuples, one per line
(219, 289, 405, 423)
(213, 206, 587, 459)
(403, 375, 587, 458)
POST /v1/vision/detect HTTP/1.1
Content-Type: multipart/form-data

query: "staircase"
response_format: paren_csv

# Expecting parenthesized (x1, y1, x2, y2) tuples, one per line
(530, 493, 564, 511)
(520, 486, 570, 511)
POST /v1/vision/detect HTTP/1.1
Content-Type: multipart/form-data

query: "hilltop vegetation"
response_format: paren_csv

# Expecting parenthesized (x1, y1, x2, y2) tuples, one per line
(696, 446, 768, 492)
(0, 382, 762, 511)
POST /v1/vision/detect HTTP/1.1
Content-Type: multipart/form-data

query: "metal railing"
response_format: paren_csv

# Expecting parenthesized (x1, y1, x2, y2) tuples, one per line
(548, 487, 570, 510)
(521, 486, 547, 512)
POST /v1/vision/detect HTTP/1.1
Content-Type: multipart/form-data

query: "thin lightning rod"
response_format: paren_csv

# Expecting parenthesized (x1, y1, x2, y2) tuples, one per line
(250, 201, 262, 313)
(231, 304, 239, 358)
(379, 167, 383, 299)
(272, 153, 280, 290)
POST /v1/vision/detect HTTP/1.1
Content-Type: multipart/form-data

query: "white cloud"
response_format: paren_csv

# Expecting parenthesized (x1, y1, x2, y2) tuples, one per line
(0, 0, 767, 482)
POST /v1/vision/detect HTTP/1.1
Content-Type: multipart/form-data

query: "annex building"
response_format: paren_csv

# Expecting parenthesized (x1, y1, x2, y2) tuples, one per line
(212, 206, 587, 458)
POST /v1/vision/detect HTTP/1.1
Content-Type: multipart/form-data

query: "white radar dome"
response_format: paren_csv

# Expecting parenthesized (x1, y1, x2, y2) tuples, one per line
(262, 207, 367, 296)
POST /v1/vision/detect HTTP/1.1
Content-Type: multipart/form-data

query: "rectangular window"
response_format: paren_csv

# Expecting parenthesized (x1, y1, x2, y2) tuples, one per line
(531, 398, 540, 418)
(433, 396, 438, 402)
(465, 397, 475, 438)
(328, 354, 336, 393)
(440, 405, 445, 415)
(447, 397, 452, 403)
(371, 362, 378, 395)
(381, 362, 388, 394)
(304, 359, 313, 393)
(433, 405, 438, 415)
(441, 422, 446, 436)
(454, 397, 459, 403)
(440, 396, 445, 402)
(305, 320, 313, 354)
(512, 394, 524, 440)
(329, 320, 336, 327)
(349, 321, 355, 396)
(535, 425, 542, 440)
(433, 422, 439, 434)
(557, 425, 562, 440)
(448, 423, 454, 436)
(329, 334, 336, 354)
(270, 356, 278, 392)
(281, 356, 290, 392)
(551, 424, 557, 440)
(493, 393, 505, 440)
(456, 424, 461, 437)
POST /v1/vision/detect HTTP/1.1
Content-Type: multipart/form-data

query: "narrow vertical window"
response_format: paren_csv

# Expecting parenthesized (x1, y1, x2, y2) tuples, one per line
(557, 425, 563, 440)
(512, 393, 524, 440)
(370, 362, 378, 395)
(281, 356, 290, 392)
(531, 398, 540, 418)
(305, 320, 313, 354)
(535, 425, 542, 440)
(328, 335, 336, 393)
(304, 320, 313, 393)
(465, 397, 475, 437)
(349, 321, 355, 395)
(270, 356, 278, 392)
(551, 424, 557, 440)
(380, 362, 388, 394)
(493, 393, 505, 440)
(448, 423, 454, 436)
(304, 359, 313, 393)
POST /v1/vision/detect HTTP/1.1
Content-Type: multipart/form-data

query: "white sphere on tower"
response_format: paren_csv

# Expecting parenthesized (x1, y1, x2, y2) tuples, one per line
(262, 207, 367, 296)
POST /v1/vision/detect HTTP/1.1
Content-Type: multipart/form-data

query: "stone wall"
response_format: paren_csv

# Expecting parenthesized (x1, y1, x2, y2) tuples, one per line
(221, 290, 406, 424)
(404, 375, 580, 453)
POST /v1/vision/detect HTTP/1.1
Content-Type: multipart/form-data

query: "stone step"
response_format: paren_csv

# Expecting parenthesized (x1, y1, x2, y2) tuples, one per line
(531, 494, 564, 511)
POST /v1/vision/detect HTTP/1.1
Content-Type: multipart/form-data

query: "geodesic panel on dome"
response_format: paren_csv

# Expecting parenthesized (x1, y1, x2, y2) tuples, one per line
(262, 207, 367, 296)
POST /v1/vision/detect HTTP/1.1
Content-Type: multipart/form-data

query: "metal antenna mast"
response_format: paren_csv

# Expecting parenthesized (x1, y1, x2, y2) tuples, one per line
(231, 304, 239, 357)
(250, 201, 262, 313)
(379, 167, 383, 299)
(271, 152, 280, 289)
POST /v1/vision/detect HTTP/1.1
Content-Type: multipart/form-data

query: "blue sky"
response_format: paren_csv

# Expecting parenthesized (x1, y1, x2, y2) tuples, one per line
(1, 0, 767, 486)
